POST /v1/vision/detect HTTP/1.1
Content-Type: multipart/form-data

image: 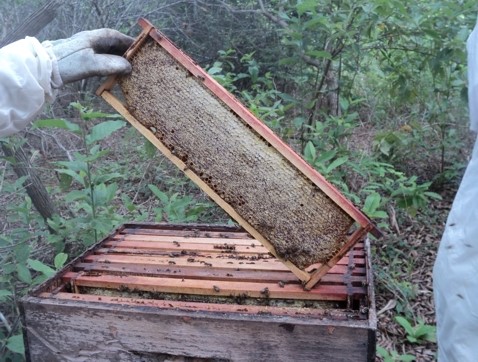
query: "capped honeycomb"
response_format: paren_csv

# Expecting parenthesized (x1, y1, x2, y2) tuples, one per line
(117, 38, 354, 269)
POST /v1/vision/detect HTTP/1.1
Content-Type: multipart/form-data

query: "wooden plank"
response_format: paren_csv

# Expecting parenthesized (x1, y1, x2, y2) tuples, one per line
(40, 292, 363, 318)
(74, 262, 303, 283)
(22, 298, 372, 362)
(103, 240, 269, 254)
(62, 272, 366, 301)
(95, 247, 273, 258)
(121, 226, 251, 239)
(79, 255, 366, 276)
(82, 253, 364, 275)
(94, 246, 366, 268)
(111, 234, 263, 246)
(83, 254, 293, 272)
(73, 262, 366, 286)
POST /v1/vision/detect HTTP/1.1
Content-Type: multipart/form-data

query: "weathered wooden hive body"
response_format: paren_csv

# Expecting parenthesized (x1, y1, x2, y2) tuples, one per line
(97, 19, 380, 288)
(21, 223, 377, 361)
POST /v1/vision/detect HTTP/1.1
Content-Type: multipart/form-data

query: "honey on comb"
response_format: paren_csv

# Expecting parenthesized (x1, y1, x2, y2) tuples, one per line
(118, 39, 354, 269)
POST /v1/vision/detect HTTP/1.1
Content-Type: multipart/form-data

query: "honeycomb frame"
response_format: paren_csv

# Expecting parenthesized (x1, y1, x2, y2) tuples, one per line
(97, 18, 380, 289)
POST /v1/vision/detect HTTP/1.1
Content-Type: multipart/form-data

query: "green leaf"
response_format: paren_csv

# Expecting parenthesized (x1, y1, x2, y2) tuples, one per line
(363, 193, 381, 214)
(33, 118, 81, 133)
(305, 50, 332, 60)
(303, 16, 326, 30)
(16, 264, 32, 283)
(0, 289, 12, 297)
(0, 289, 13, 301)
(65, 190, 89, 203)
(3, 264, 16, 275)
(395, 316, 415, 336)
(81, 111, 122, 120)
(424, 191, 442, 200)
(86, 120, 126, 145)
(379, 140, 392, 156)
(148, 184, 169, 204)
(121, 194, 136, 212)
(371, 210, 388, 219)
(55, 169, 85, 187)
(208, 66, 223, 75)
(376, 346, 389, 358)
(304, 141, 316, 163)
(399, 355, 417, 362)
(14, 244, 30, 263)
(54, 253, 68, 270)
(27, 259, 56, 277)
(296, 0, 317, 16)
(316, 150, 337, 164)
(326, 156, 348, 173)
(56, 160, 88, 173)
(6, 334, 25, 355)
(81, 149, 109, 163)
(58, 172, 73, 190)
(93, 183, 118, 206)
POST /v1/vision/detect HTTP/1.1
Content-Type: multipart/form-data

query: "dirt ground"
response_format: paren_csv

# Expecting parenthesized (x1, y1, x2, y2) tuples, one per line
(373, 189, 456, 361)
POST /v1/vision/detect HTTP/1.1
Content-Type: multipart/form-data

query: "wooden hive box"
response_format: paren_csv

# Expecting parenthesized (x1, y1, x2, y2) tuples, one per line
(21, 223, 377, 361)
(97, 18, 381, 289)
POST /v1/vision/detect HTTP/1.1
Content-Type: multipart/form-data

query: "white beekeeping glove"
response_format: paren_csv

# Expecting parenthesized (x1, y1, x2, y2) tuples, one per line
(0, 29, 134, 137)
(44, 28, 134, 86)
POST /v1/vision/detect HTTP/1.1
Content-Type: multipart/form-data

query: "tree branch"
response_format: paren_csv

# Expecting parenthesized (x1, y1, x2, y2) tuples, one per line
(0, 0, 62, 47)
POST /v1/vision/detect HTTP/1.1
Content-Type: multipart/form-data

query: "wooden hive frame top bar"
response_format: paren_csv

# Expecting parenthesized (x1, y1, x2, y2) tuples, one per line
(97, 18, 381, 289)
(35, 223, 372, 313)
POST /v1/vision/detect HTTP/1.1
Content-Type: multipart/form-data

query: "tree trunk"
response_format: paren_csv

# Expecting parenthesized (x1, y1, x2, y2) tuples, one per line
(1, 143, 57, 221)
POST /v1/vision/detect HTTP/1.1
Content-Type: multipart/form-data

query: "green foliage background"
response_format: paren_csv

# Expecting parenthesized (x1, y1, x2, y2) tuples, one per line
(1, 0, 477, 360)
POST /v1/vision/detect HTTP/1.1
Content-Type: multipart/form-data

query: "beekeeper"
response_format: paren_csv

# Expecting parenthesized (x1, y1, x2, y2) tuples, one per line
(0, 29, 133, 137)
(433, 20, 478, 361)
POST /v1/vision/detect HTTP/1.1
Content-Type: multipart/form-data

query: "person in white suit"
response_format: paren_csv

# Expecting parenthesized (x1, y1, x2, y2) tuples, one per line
(0, 29, 133, 137)
(433, 20, 478, 361)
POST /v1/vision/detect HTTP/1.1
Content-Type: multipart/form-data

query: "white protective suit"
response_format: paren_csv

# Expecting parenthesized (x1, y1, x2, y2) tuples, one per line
(433, 20, 478, 361)
(0, 37, 60, 137)
(0, 29, 133, 138)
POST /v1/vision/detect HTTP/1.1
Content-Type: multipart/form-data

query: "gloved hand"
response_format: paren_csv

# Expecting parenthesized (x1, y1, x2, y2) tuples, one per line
(46, 29, 134, 85)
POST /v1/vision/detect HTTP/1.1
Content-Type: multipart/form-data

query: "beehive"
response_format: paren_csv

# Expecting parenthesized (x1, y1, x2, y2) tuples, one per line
(97, 19, 380, 288)
(21, 223, 377, 361)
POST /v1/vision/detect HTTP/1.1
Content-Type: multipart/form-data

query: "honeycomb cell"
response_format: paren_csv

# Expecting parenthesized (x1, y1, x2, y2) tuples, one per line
(118, 39, 354, 269)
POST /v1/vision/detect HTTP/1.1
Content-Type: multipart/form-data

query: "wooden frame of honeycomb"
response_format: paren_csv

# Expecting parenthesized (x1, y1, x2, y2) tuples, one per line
(96, 18, 381, 289)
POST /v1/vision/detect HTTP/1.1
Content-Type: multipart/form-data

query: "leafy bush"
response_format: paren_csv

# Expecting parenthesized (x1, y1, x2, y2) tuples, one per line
(395, 316, 437, 344)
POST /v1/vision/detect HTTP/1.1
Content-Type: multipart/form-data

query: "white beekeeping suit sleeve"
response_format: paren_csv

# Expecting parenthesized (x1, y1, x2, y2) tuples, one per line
(433, 20, 478, 361)
(0, 29, 133, 138)
(0, 37, 60, 137)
